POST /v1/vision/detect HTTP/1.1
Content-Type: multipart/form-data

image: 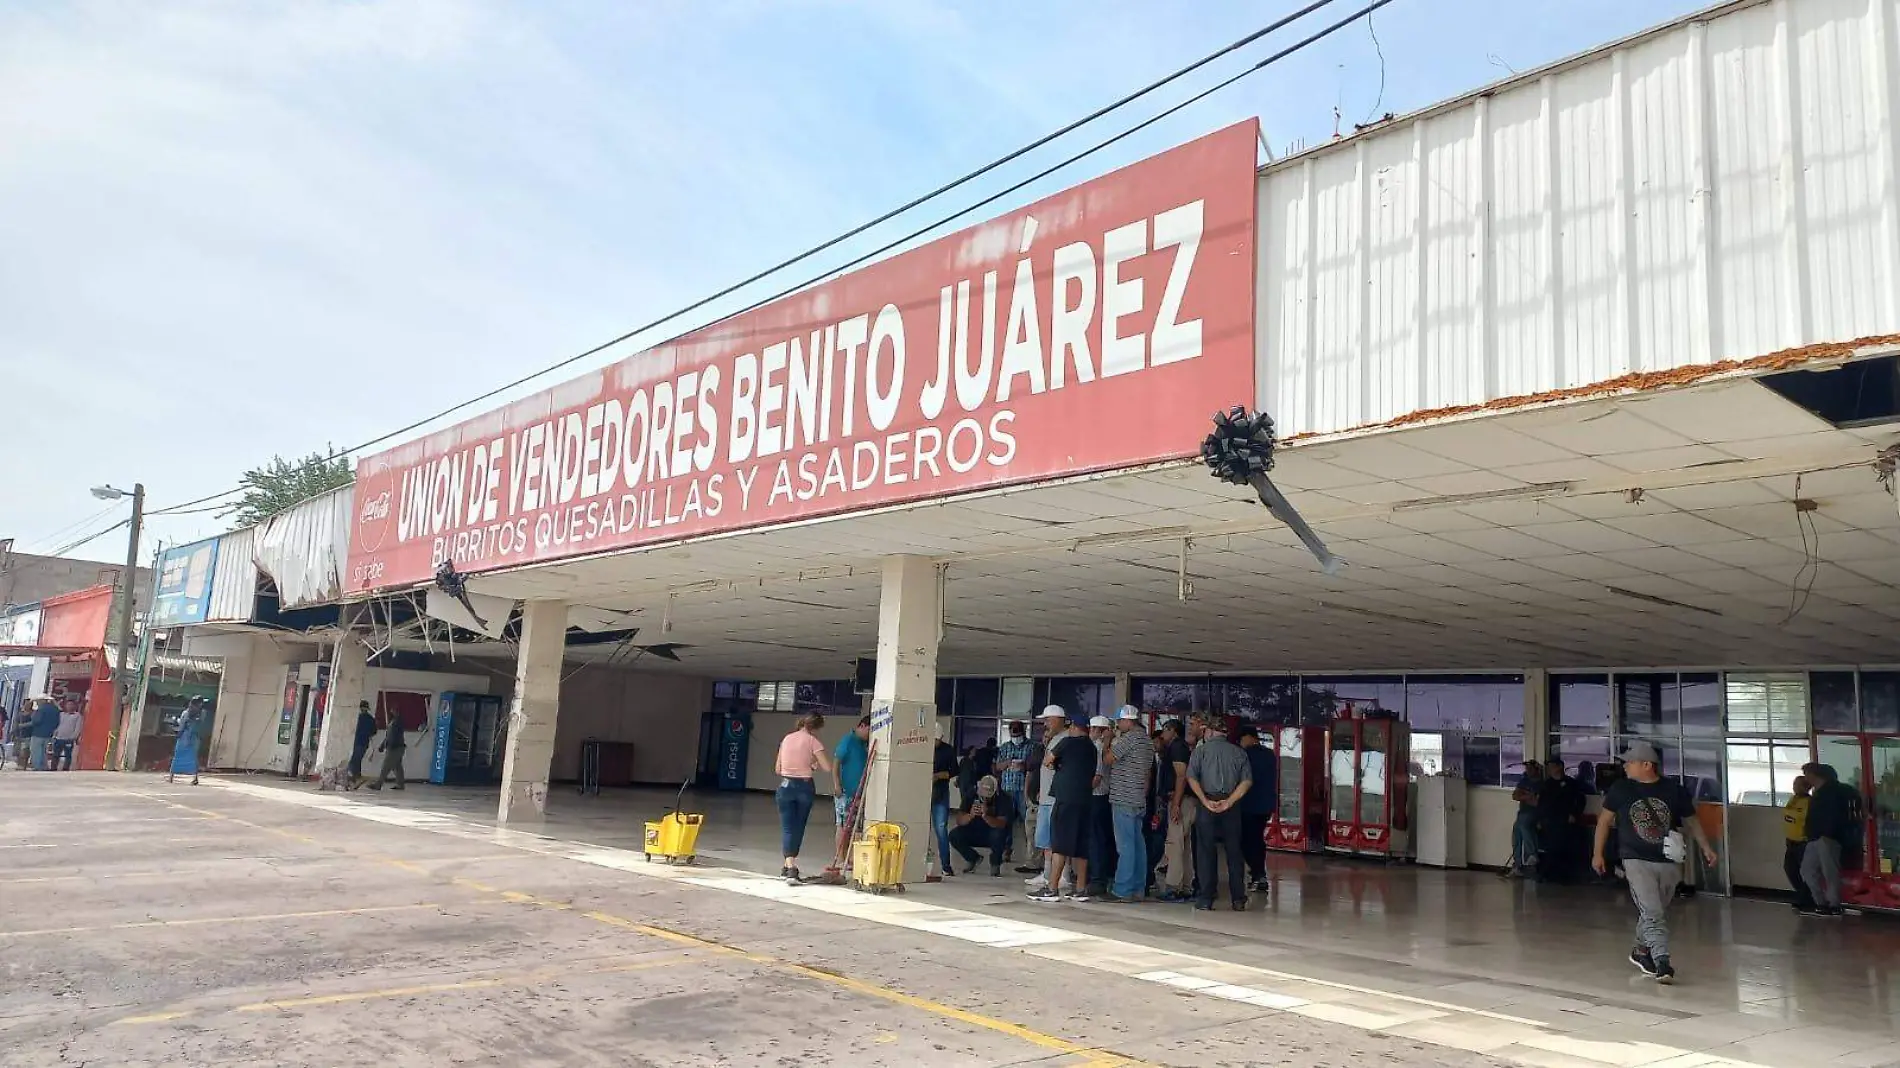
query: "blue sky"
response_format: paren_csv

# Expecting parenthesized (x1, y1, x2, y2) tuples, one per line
(0, 0, 1708, 563)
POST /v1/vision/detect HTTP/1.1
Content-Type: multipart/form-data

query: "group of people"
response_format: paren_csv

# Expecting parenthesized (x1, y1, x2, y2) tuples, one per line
(1501, 758, 1590, 881)
(934, 708, 1279, 911)
(4, 695, 85, 771)
(1780, 762, 1864, 918)
(770, 711, 873, 882)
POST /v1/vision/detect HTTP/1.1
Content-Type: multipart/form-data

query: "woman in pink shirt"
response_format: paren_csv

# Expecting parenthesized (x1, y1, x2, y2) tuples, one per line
(775, 713, 836, 882)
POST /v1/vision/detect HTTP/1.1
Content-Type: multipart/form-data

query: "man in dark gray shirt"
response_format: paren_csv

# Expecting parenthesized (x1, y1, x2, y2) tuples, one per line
(368, 713, 410, 791)
(1186, 714, 1253, 911)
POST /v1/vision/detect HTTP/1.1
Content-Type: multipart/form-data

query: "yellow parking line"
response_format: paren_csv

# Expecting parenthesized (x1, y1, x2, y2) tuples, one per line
(0, 903, 438, 939)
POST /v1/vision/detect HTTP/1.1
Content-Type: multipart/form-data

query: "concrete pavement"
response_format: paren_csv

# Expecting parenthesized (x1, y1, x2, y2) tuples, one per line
(1, 774, 1503, 1067)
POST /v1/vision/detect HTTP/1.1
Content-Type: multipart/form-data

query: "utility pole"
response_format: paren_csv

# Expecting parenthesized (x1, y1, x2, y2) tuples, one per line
(104, 483, 145, 770)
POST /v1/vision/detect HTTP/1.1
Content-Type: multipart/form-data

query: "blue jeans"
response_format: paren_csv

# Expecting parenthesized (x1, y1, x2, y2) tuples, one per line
(775, 778, 816, 862)
(1111, 804, 1148, 899)
(1512, 809, 1539, 870)
(1034, 799, 1055, 851)
(931, 799, 953, 872)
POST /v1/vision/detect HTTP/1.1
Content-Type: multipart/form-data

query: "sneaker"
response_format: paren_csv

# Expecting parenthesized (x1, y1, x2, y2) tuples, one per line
(962, 862, 978, 875)
(1818, 906, 1846, 918)
(1069, 888, 1093, 903)
(1015, 865, 1042, 874)
(1794, 905, 1818, 916)
(1027, 886, 1063, 903)
(1023, 875, 1049, 890)
(989, 866, 1003, 878)
(1193, 901, 1214, 911)
(1099, 892, 1133, 904)
(784, 866, 803, 883)
(1652, 956, 1676, 984)
(1629, 948, 1659, 977)
(1231, 899, 1248, 912)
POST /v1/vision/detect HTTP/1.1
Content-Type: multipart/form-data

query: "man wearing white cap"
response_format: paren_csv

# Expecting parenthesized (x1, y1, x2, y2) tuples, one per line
(1024, 705, 1070, 892)
(1593, 741, 1717, 985)
(1102, 705, 1153, 901)
(1028, 713, 1095, 902)
(1086, 714, 1118, 893)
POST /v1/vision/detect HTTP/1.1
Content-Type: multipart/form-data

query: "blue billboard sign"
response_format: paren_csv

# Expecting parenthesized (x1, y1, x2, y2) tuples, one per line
(151, 538, 221, 627)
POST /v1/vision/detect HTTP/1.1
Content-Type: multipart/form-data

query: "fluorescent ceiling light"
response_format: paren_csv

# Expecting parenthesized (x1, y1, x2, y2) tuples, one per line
(1388, 481, 1575, 513)
(1603, 585, 1722, 616)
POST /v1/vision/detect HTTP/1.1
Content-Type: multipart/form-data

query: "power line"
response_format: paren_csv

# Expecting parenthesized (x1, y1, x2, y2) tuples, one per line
(49, 517, 130, 559)
(17, 502, 122, 554)
(150, 0, 1386, 519)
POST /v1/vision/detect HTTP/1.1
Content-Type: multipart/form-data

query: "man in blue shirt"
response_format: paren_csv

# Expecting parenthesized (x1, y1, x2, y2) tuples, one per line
(30, 697, 60, 770)
(349, 702, 377, 789)
(1504, 762, 1545, 877)
(833, 716, 872, 863)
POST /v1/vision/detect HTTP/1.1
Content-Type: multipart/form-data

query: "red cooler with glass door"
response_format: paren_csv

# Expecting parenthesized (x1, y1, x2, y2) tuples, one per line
(1325, 702, 1411, 858)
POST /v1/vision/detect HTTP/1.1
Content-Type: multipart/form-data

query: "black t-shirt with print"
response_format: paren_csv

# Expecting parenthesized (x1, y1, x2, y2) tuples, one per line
(1603, 777, 1694, 864)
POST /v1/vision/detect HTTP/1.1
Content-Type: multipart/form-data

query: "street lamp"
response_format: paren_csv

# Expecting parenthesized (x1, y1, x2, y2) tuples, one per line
(92, 483, 145, 771)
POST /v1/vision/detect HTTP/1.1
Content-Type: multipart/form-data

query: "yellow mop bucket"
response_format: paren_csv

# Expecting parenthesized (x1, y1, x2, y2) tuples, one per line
(643, 812, 703, 863)
(643, 783, 704, 865)
(850, 821, 907, 892)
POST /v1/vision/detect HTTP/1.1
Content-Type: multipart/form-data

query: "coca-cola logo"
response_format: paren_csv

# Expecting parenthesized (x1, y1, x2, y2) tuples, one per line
(360, 490, 390, 523)
(354, 460, 396, 557)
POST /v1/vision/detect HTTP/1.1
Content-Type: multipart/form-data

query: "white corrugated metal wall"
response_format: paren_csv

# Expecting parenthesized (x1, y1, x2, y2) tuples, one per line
(254, 486, 354, 609)
(1257, 0, 1900, 437)
(205, 528, 257, 623)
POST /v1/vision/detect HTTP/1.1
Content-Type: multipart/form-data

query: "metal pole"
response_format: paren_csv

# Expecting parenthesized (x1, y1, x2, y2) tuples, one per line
(109, 483, 144, 771)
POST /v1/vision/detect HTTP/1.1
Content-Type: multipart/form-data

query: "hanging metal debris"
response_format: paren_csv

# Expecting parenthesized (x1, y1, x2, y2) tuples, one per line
(1200, 406, 1345, 575)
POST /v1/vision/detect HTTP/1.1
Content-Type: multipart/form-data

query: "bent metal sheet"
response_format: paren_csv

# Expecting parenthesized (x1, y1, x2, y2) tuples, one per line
(345, 120, 1260, 594)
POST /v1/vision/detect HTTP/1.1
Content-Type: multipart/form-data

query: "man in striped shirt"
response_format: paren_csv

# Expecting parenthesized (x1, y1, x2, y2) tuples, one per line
(1102, 705, 1154, 901)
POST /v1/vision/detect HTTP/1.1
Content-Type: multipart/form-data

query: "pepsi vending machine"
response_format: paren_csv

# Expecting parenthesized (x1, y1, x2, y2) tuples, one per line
(429, 692, 507, 785)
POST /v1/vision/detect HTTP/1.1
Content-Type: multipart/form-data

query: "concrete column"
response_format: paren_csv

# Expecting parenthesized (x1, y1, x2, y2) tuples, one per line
(862, 556, 940, 884)
(313, 618, 367, 788)
(203, 636, 256, 772)
(499, 599, 564, 824)
(1112, 673, 1132, 709)
(1522, 669, 1550, 763)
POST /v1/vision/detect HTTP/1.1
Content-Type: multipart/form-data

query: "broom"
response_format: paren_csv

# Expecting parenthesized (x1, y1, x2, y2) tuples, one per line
(812, 737, 878, 886)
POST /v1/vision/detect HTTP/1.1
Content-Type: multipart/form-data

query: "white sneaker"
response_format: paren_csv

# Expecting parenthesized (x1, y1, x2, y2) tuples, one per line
(1023, 875, 1048, 889)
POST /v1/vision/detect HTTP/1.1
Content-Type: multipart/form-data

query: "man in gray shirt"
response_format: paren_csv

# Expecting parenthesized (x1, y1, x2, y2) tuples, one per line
(1186, 713, 1253, 911)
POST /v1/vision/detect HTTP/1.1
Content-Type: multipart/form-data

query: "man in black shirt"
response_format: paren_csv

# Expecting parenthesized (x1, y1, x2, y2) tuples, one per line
(949, 775, 1016, 876)
(1238, 726, 1279, 894)
(1028, 718, 1096, 902)
(1536, 760, 1587, 883)
(1800, 761, 1860, 917)
(1593, 742, 1718, 984)
(1155, 720, 1195, 901)
(931, 729, 959, 879)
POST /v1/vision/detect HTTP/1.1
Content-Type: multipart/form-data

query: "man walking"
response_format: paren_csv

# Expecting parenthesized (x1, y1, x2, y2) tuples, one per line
(1028, 715, 1094, 903)
(1187, 714, 1253, 911)
(29, 696, 59, 771)
(1155, 719, 1195, 901)
(1237, 726, 1278, 894)
(1801, 762, 1860, 918)
(1102, 706, 1152, 902)
(1086, 715, 1116, 896)
(995, 720, 1033, 864)
(367, 711, 411, 791)
(1536, 759, 1587, 883)
(1593, 742, 1718, 983)
(348, 701, 377, 789)
(51, 696, 84, 771)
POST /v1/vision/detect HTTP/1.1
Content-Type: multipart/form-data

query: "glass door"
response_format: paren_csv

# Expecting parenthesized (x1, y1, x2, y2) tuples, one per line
(1871, 738, 1900, 879)
(1327, 725, 1358, 851)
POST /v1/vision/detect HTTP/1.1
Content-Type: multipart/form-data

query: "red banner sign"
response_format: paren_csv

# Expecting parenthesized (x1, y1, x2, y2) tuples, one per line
(346, 121, 1259, 593)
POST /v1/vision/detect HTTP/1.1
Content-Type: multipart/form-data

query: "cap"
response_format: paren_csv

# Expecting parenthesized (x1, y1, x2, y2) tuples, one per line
(1618, 741, 1662, 765)
(1039, 704, 1068, 720)
(1088, 715, 1113, 729)
(1115, 704, 1142, 721)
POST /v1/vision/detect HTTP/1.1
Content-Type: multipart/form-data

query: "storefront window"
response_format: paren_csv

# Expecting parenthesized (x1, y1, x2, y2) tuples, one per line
(1811, 672, 1859, 733)
(1680, 673, 1723, 737)
(1405, 675, 1523, 732)
(1862, 671, 1900, 734)
(1223, 677, 1299, 725)
(1135, 679, 1199, 717)
(1302, 676, 1403, 726)
(1046, 677, 1112, 721)
(954, 678, 1000, 718)
(1551, 674, 1612, 731)
(1617, 673, 1679, 739)
(1723, 673, 1811, 806)
(1724, 741, 1811, 806)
